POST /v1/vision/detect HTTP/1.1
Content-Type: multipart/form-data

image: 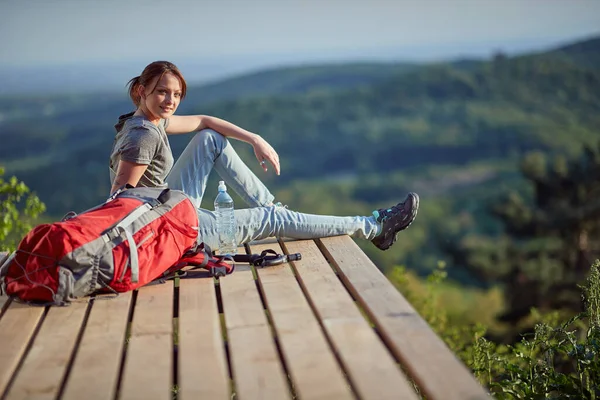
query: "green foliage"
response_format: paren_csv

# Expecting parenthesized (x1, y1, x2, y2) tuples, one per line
(392, 260, 600, 399)
(447, 139, 600, 332)
(0, 167, 46, 251)
(584, 263, 600, 328)
(388, 262, 495, 361)
(474, 261, 600, 399)
(3, 38, 599, 219)
(548, 36, 600, 70)
(195, 57, 599, 181)
(1, 37, 599, 322)
(183, 62, 417, 106)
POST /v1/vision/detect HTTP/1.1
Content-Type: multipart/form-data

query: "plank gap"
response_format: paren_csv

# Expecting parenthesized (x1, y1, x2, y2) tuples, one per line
(315, 239, 407, 368)
(113, 289, 138, 400)
(173, 281, 180, 400)
(280, 239, 363, 400)
(215, 278, 224, 314)
(369, 316, 423, 396)
(56, 298, 95, 399)
(223, 335, 234, 394)
(286, 237, 419, 399)
(250, 248, 297, 399)
(215, 275, 235, 397)
(173, 279, 180, 319)
(317, 236, 489, 400)
(259, 302, 296, 399)
(179, 273, 229, 399)
(243, 243, 260, 282)
(315, 239, 377, 328)
(0, 305, 49, 400)
(313, 240, 361, 304)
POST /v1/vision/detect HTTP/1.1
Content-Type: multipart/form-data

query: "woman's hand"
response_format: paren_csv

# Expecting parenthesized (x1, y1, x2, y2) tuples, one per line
(252, 134, 280, 175)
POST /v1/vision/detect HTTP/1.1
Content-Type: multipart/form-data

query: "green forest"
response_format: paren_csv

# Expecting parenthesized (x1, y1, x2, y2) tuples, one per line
(1, 35, 599, 397)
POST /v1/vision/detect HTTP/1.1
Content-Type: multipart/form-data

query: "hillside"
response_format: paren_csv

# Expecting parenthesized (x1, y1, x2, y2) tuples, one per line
(1, 35, 598, 216)
(183, 62, 419, 106)
(0, 35, 599, 282)
(193, 46, 599, 179)
(0, 62, 416, 178)
(542, 35, 600, 69)
(0, 63, 415, 125)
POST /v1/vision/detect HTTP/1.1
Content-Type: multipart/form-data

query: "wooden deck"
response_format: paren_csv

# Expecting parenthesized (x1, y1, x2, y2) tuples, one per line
(0, 236, 488, 400)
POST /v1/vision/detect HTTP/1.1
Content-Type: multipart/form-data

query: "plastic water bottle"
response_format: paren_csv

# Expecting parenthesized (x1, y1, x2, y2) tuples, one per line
(214, 181, 237, 255)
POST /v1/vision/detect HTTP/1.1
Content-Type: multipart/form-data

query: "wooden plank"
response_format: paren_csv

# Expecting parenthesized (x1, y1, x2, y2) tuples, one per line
(6, 299, 89, 400)
(220, 262, 290, 400)
(250, 242, 354, 400)
(283, 239, 419, 400)
(178, 274, 230, 400)
(61, 292, 133, 400)
(318, 235, 489, 400)
(0, 303, 44, 396)
(120, 283, 173, 400)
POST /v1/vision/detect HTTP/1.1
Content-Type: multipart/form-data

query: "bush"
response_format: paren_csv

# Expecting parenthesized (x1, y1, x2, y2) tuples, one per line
(472, 261, 600, 399)
(390, 260, 600, 399)
(0, 167, 45, 251)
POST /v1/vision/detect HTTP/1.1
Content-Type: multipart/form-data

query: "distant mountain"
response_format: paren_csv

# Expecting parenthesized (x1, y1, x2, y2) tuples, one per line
(196, 50, 599, 178)
(0, 61, 422, 212)
(183, 62, 419, 106)
(541, 35, 600, 69)
(1, 34, 599, 216)
(0, 62, 420, 126)
(0, 34, 567, 96)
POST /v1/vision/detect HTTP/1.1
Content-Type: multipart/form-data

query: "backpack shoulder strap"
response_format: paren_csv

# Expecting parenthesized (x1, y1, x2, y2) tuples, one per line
(101, 202, 154, 283)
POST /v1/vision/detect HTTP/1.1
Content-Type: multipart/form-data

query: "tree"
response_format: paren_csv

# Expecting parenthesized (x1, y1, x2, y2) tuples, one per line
(0, 167, 46, 251)
(446, 141, 600, 336)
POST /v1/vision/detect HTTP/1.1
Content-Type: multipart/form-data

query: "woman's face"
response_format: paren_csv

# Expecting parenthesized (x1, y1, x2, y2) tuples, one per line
(139, 72, 182, 121)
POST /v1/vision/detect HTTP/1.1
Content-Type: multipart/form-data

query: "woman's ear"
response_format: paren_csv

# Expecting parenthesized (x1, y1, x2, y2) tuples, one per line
(137, 84, 146, 101)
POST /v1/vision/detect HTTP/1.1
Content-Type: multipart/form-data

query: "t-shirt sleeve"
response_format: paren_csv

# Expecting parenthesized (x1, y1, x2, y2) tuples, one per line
(117, 127, 159, 165)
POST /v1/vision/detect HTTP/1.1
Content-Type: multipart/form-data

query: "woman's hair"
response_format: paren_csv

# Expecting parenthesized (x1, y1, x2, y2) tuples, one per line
(127, 61, 187, 106)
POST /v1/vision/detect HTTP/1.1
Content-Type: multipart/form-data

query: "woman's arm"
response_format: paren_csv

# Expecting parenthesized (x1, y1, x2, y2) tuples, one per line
(110, 160, 149, 194)
(166, 115, 280, 175)
(166, 115, 252, 140)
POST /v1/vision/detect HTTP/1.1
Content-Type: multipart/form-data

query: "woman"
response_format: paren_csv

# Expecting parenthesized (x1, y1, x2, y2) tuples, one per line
(109, 61, 418, 251)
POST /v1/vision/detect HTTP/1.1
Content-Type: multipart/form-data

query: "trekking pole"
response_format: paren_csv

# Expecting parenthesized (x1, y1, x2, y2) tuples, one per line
(258, 252, 302, 267)
(232, 249, 302, 267)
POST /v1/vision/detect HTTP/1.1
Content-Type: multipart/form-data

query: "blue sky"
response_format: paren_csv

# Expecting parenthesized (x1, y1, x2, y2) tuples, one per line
(2, 0, 600, 68)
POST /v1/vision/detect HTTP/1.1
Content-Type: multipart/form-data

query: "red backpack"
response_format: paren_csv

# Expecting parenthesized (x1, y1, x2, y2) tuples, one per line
(0, 187, 233, 305)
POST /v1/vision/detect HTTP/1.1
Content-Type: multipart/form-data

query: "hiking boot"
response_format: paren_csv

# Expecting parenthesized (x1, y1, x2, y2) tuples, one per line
(371, 192, 419, 251)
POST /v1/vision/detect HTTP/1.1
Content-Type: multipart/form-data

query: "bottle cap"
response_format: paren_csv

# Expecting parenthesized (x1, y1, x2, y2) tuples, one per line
(218, 181, 227, 191)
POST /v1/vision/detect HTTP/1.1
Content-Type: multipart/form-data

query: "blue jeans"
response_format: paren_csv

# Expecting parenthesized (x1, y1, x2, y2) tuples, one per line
(166, 130, 379, 250)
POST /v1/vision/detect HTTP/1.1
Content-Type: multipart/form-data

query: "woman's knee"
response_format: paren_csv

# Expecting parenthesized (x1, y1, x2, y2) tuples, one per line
(193, 129, 227, 146)
(190, 129, 228, 158)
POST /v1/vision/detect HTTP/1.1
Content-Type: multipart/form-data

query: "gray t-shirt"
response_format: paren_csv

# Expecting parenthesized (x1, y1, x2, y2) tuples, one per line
(109, 112, 174, 188)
